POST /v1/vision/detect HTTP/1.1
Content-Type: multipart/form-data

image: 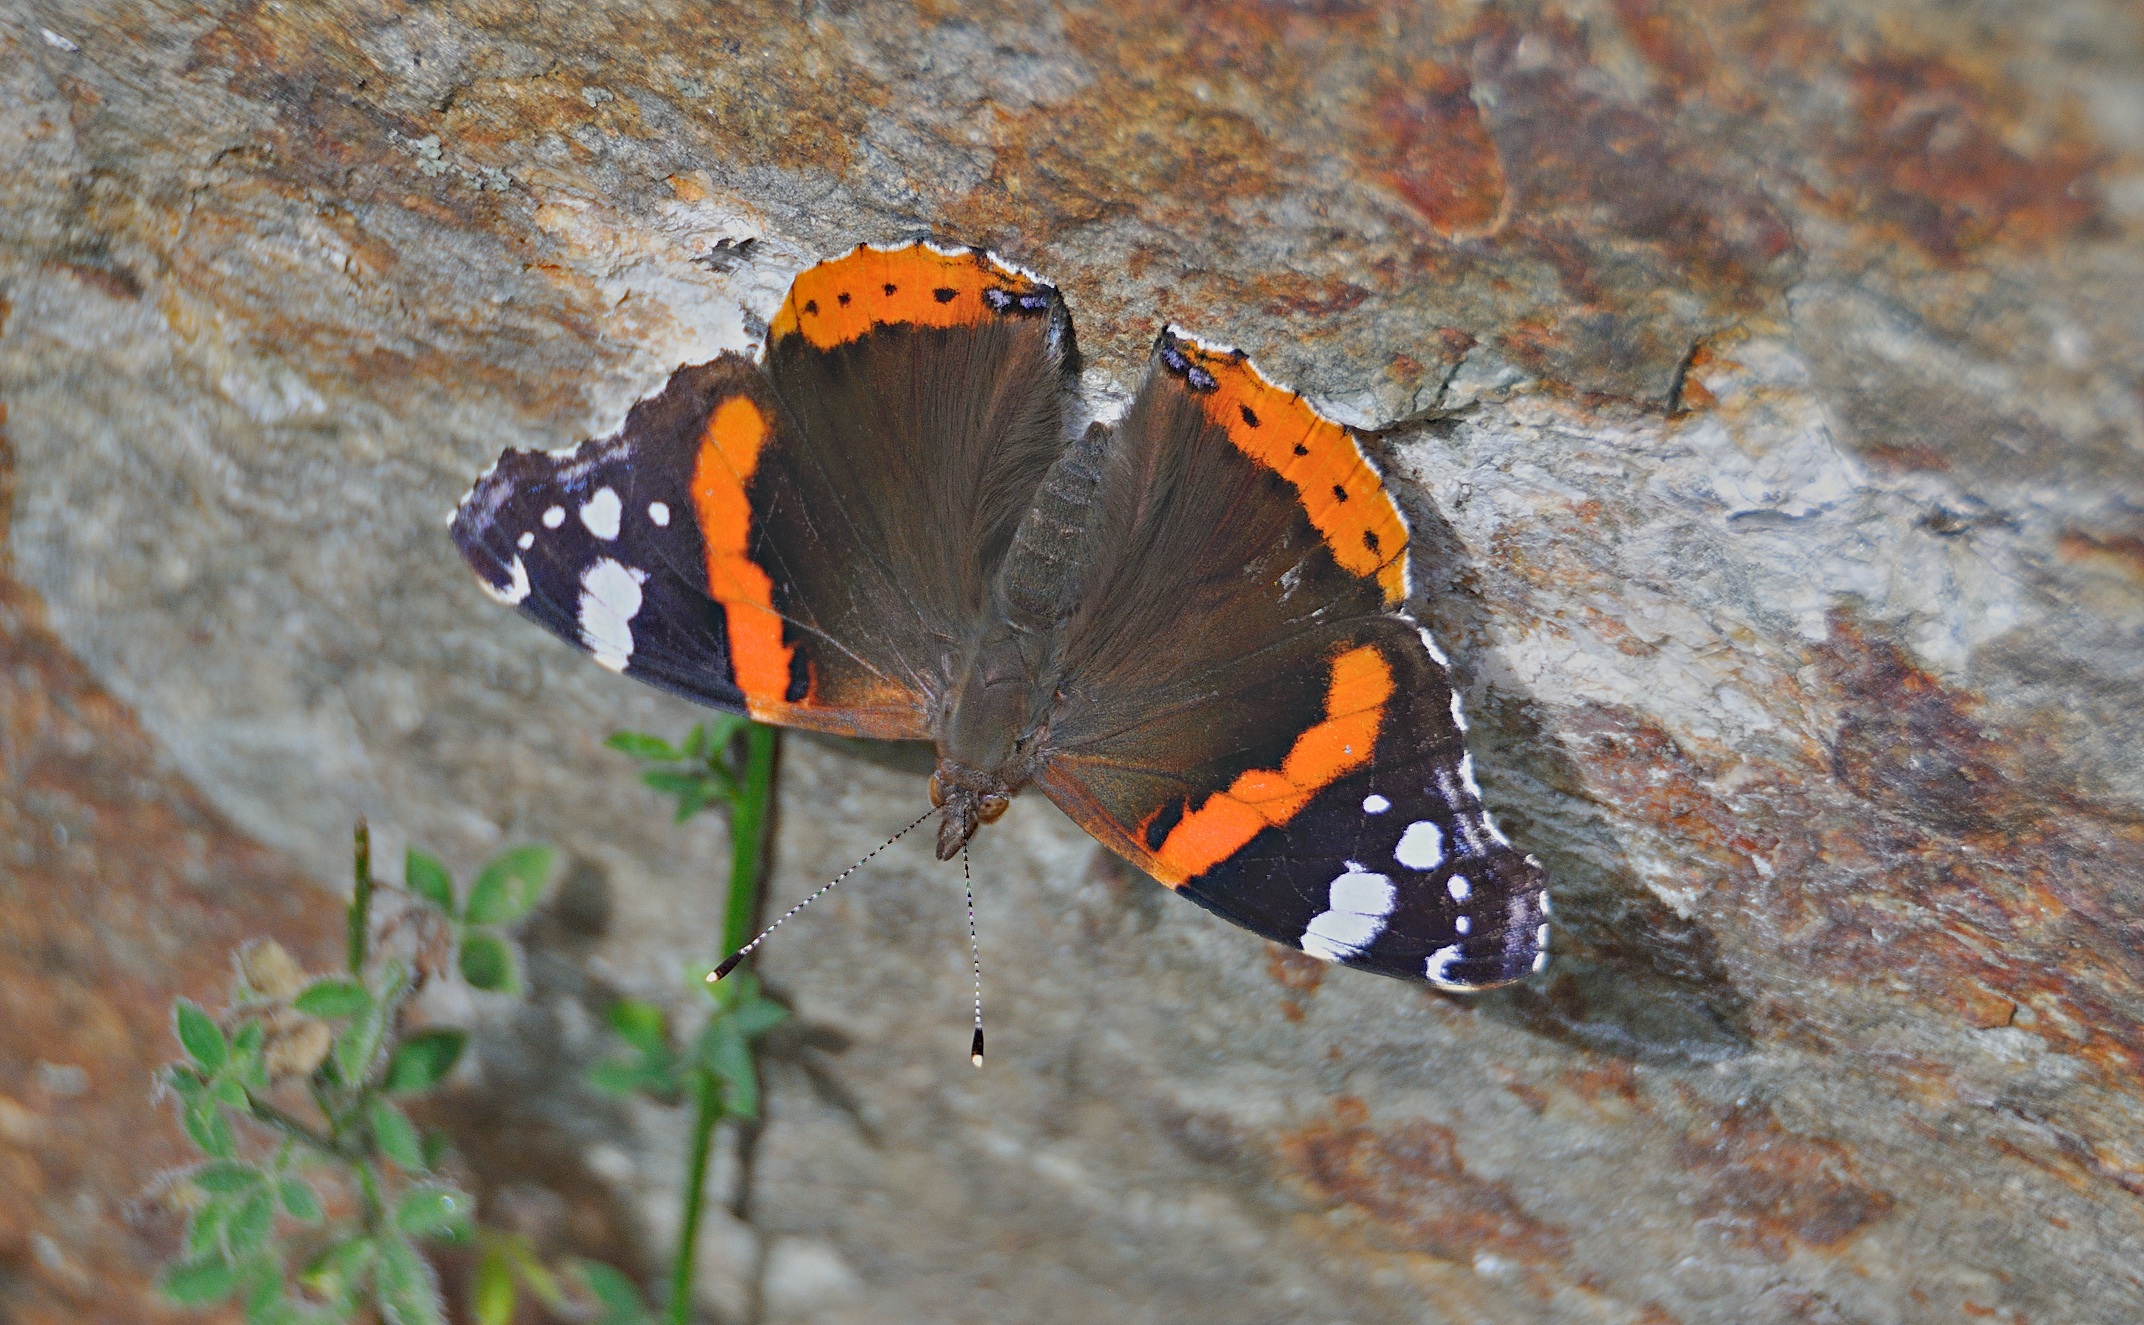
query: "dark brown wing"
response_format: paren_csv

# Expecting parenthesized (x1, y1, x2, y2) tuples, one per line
(1034, 330, 1548, 986)
(452, 240, 1080, 740)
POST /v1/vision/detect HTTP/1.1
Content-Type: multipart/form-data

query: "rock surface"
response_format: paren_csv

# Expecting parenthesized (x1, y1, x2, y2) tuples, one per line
(4, 1, 2144, 1322)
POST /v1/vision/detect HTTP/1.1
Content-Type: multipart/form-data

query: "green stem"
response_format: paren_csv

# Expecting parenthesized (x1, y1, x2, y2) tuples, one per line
(350, 819, 373, 975)
(668, 1069, 722, 1325)
(722, 723, 778, 957)
(246, 1098, 340, 1156)
(669, 722, 778, 1325)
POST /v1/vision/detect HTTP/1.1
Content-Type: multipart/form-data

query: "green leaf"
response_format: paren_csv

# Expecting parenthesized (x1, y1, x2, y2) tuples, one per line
(473, 1241, 517, 1325)
(231, 1020, 264, 1059)
(212, 1074, 251, 1109)
(176, 1000, 228, 1073)
(697, 1022, 758, 1119)
(464, 844, 554, 926)
(605, 730, 681, 761)
(167, 1065, 207, 1100)
(374, 1234, 446, 1325)
(162, 1253, 240, 1305)
(294, 978, 372, 1019)
(502, 1236, 566, 1308)
(186, 1194, 235, 1257)
(333, 1007, 388, 1086)
(227, 1188, 277, 1255)
(302, 1235, 377, 1304)
(405, 849, 457, 916)
(193, 1160, 265, 1194)
(605, 999, 668, 1054)
(278, 1176, 322, 1222)
(369, 1098, 426, 1171)
(239, 1257, 288, 1325)
(699, 713, 748, 756)
(384, 1029, 466, 1094)
(395, 1184, 472, 1238)
(727, 993, 791, 1041)
(574, 1259, 655, 1325)
(458, 932, 520, 993)
(185, 1099, 236, 1158)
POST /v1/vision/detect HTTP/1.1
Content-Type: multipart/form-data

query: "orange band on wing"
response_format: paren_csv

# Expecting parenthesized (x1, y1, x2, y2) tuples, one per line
(690, 395, 794, 715)
(1150, 644, 1395, 886)
(769, 242, 1052, 350)
(1166, 335, 1410, 606)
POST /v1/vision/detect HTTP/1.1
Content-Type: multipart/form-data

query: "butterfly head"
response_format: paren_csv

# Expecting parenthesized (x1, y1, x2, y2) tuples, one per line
(928, 760, 1012, 861)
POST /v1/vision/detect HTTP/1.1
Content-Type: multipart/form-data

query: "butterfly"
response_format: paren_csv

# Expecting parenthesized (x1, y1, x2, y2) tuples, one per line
(451, 239, 1548, 988)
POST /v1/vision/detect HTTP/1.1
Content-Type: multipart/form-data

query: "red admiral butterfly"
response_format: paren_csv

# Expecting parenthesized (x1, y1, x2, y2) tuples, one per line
(451, 240, 1548, 988)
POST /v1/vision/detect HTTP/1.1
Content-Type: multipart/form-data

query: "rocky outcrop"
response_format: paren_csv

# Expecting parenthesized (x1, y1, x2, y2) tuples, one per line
(4, 2, 2141, 1321)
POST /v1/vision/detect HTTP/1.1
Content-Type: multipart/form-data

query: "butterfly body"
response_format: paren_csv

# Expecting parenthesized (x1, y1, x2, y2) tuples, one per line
(452, 240, 1549, 988)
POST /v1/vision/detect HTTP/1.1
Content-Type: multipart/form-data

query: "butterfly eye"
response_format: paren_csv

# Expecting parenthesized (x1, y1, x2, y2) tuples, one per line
(978, 793, 1010, 823)
(929, 773, 947, 808)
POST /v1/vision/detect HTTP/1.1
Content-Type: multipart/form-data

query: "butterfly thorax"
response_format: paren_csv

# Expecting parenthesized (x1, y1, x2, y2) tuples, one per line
(932, 625, 1047, 858)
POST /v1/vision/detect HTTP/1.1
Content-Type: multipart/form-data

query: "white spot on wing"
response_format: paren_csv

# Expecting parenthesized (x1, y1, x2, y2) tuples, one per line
(1299, 865, 1396, 962)
(1448, 690, 1468, 732)
(542, 506, 565, 528)
(578, 558, 646, 671)
(1362, 794, 1390, 814)
(648, 500, 671, 526)
(1426, 944, 1467, 988)
(1448, 875, 1471, 901)
(1458, 751, 1482, 797)
(482, 555, 531, 606)
(1454, 915, 1471, 934)
(517, 532, 535, 550)
(1417, 626, 1451, 668)
(1394, 821, 1444, 871)
(580, 487, 623, 540)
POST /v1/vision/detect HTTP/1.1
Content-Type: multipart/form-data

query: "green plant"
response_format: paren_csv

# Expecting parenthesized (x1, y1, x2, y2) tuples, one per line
(594, 719, 783, 1325)
(158, 824, 557, 1324)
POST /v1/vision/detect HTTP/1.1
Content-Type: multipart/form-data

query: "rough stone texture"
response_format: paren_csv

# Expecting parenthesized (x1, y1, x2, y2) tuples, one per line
(3, 2, 2143, 1323)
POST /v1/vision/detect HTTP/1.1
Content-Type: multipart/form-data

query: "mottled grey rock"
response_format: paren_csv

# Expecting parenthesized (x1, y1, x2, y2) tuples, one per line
(5, 2, 2144, 1322)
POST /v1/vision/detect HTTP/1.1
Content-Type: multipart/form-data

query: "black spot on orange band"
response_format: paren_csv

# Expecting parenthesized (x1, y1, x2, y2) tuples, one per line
(769, 243, 1057, 351)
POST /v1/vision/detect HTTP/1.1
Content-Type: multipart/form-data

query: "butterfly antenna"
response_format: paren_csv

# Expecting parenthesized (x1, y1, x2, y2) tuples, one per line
(964, 843, 985, 1068)
(709, 808, 934, 981)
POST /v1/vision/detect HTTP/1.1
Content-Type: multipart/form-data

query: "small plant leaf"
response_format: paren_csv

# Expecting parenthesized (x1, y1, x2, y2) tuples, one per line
(465, 844, 554, 926)
(293, 978, 373, 1019)
(473, 1241, 517, 1325)
(226, 1187, 277, 1255)
(278, 1176, 322, 1222)
(186, 1195, 234, 1257)
(185, 1099, 236, 1158)
(212, 1074, 251, 1109)
(405, 849, 457, 916)
(162, 1253, 240, 1305)
(605, 730, 681, 761)
(375, 1234, 446, 1325)
(240, 1259, 291, 1325)
(727, 992, 791, 1041)
(384, 1028, 466, 1094)
(574, 1259, 656, 1325)
(333, 1005, 388, 1086)
(458, 932, 520, 993)
(176, 1000, 228, 1073)
(394, 1185, 471, 1238)
(698, 1022, 759, 1119)
(369, 1098, 427, 1171)
(302, 1235, 377, 1304)
(193, 1160, 265, 1194)
(605, 999, 668, 1054)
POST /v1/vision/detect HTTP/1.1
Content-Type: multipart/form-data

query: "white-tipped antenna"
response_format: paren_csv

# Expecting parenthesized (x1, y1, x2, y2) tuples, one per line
(964, 843, 985, 1067)
(709, 809, 935, 982)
